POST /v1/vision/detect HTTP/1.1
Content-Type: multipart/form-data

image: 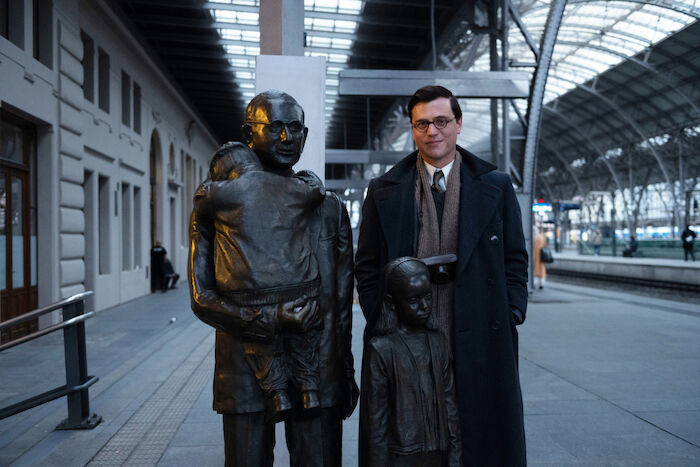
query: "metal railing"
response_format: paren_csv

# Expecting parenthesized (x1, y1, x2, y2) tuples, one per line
(0, 291, 102, 430)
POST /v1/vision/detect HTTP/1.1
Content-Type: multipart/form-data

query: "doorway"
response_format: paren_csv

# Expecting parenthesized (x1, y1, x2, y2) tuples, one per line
(0, 112, 38, 343)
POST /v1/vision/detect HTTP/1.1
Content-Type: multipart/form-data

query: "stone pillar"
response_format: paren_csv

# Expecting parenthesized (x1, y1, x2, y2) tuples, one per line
(256, 0, 326, 180)
(259, 0, 304, 56)
(57, 19, 87, 300)
(255, 56, 326, 181)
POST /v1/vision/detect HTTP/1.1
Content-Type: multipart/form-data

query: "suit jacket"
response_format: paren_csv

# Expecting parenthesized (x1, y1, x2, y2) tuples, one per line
(355, 146, 528, 466)
(190, 189, 356, 414)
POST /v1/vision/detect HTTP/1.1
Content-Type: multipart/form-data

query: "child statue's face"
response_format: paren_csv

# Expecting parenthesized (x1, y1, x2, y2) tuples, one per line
(393, 267, 432, 328)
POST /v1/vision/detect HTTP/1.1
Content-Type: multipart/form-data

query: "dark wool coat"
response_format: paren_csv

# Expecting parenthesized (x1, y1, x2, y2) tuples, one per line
(355, 147, 528, 466)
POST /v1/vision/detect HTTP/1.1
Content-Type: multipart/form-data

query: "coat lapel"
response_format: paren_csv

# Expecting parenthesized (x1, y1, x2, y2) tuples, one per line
(456, 160, 502, 276)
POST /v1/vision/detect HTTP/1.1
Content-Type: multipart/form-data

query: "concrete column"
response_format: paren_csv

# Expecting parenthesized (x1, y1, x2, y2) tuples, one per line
(259, 0, 304, 56)
(256, 0, 325, 180)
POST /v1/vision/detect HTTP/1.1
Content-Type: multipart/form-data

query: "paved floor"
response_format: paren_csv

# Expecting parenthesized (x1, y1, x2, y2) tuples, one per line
(1, 281, 699, 466)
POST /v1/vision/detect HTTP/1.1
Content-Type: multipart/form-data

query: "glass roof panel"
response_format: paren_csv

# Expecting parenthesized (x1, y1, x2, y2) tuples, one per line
(456, 0, 697, 147)
(211, 1, 365, 129)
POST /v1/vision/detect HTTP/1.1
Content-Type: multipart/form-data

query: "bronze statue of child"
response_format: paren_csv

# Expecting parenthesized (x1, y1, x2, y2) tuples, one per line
(360, 257, 463, 466)
(193, 141, 324, 423)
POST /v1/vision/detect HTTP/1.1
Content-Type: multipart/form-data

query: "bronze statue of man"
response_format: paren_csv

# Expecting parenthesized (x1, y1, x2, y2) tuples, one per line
(189, 90, 358, 467)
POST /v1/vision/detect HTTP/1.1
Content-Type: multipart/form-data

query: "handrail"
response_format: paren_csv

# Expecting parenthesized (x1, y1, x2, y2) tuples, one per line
(0, 312, 95, 352)
(0, 291, 94, 330)
(0, 292, 101, 430)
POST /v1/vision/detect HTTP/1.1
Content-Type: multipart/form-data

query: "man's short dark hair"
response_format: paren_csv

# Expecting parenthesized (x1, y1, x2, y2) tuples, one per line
(407, 85, 462, 123)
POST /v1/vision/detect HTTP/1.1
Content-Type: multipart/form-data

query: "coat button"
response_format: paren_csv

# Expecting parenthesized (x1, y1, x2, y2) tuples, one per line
(490, 234, 499, 243)
(491, 319, 501, 330)
(487, 277, 495, 286)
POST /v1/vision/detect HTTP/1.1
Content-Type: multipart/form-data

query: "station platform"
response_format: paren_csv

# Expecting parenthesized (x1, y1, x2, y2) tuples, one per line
(549, 251, 700, 290)
(1, 282, 699, 466)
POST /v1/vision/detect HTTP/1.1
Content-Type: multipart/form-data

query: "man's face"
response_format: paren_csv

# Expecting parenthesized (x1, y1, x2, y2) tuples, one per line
(245, 98, 308, 172)
(411, 97, 462, 168)
(392, 266, 432, 328)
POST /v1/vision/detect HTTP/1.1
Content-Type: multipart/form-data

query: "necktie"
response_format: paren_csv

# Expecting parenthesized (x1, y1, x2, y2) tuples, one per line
(431, 170, 445, 230)
(432, 170, 445, 193)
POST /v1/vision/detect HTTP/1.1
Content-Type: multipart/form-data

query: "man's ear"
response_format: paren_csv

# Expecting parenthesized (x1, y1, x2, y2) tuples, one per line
(300, 126, 309, 153)
(241, 123, 253, 145)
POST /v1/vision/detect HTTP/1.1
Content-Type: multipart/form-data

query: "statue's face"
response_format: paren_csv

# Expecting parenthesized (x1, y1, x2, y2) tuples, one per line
(392, 266, 432, 328)
(244, 97, 308, 172)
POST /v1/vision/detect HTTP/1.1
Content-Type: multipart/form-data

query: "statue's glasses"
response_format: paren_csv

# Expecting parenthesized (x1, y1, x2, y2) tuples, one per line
(247, 120, 305, 135)
(412, 117, 454, 132)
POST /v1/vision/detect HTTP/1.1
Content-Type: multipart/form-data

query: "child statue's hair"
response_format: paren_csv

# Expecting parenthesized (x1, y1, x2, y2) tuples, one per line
(209, 141, 261, 181)
(373, 256, 438, 335)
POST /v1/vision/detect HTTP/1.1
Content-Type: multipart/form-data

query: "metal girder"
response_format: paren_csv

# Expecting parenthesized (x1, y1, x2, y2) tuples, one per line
(572, 83, 681, 216)
(543, 106, 632, 227)
(540, 140, 586, 197)
(566, 0, 700, 20)
(325, 179, 370, 190)
(508, 3, 539, 60)
(555, 40, 657, 73)
(338, 70, 530, 98)
(521, 0, 567, 195)
(547, 69, 676, 128)
(557, 23, 652, 45)
(325, 149, 406, 164)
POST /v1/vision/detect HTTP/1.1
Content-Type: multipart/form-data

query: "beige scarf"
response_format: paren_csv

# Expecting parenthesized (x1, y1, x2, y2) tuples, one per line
(415, 151, 461, 350)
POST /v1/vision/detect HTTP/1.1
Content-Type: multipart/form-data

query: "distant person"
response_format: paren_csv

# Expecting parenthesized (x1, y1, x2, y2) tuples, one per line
(681, 225, 696, 261)
(591, 228, 602, 256)
(622, 235, 638, 257)
(150, 241, 167, 292)
(0, 190, 5, 235)
(533, 230, 548, 289)
(163, 255, 180, 290)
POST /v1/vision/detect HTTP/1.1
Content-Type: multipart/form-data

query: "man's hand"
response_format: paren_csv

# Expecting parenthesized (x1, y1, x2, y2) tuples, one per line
(278, 298, 320, 332)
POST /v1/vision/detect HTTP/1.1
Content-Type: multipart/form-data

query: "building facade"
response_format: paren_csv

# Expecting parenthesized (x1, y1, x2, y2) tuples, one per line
(0, 0, 218, 339)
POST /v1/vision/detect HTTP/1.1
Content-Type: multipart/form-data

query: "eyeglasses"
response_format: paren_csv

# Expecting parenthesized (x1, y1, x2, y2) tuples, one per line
(412, 117, 454, 132)
(247, 120, 305, 134)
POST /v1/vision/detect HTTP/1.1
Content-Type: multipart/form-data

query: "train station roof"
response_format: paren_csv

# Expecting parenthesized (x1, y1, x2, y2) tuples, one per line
(113, 0, 699, 194)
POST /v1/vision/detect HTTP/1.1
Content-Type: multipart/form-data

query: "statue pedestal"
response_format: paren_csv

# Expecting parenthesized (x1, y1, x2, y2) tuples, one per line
(256, 55, 326, 181)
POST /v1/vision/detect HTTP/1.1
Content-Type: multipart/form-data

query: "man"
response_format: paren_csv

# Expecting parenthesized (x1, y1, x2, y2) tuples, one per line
(150, 241, 166, 292)
(189, 90, 358, 467)
(681, 225, 696, 261)
(356, 85, 528, 466)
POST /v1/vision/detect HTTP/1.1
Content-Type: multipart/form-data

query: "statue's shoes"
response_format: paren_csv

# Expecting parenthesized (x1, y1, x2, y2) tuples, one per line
(264, 391, 293, 424)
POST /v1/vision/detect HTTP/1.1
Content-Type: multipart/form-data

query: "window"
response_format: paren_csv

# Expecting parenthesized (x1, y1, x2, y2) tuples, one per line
(32, 0, 53, 68)
(121, 71, 131, 127)
(1, 0, 8, 39)
(121, 182, 131, 270)
(133, 82, 141, 134)
(98, 174, 110, 274)
(1, 0, 24, 48)
(133, 186, 142, 267)
(81, 31, 94, 101)
(98, 48, 110, 113)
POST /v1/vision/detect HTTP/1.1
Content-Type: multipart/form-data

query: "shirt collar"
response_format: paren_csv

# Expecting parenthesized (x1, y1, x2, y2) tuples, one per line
(422, 159, 454, 190)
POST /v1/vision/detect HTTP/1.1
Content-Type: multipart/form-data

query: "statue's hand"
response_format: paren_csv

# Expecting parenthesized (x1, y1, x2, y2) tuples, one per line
(278, 298, 320, 332)
(239, 305, 277, 341)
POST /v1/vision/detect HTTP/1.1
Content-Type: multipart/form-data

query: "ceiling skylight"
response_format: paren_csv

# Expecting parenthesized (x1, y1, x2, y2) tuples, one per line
(456, 0, 698, 148)
(209, 0, 365, 129)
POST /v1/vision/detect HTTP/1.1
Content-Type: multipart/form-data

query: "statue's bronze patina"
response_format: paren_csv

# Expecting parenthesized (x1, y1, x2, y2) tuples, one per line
(360, 257, 462, 467)
(189, 90, 358, 466)
(196, 141, 325, 423)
